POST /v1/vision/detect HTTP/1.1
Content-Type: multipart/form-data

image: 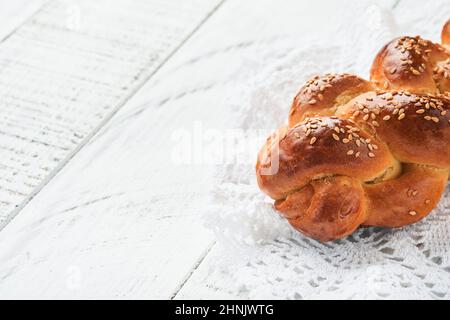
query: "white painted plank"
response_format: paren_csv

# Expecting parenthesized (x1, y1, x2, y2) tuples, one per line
(0, 0, 47, 41)
(0, 0, 403, 299)
(0, 0, 225, 299)
(0, 0, 221, 226)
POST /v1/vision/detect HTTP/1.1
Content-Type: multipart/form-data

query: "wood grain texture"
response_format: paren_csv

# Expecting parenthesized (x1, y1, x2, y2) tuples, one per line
(0, 0, 225, 299)
(0, 0, 221, 226)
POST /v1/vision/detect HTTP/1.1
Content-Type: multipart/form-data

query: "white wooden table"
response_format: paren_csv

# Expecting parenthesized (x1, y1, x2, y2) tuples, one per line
(0, 0, 447, 299)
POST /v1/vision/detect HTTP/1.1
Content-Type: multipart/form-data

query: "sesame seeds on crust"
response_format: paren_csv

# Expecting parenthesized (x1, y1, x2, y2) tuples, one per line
(291, 116, 380, 160)
(347, 90, 450, 128)
(392, 36, 433, 78)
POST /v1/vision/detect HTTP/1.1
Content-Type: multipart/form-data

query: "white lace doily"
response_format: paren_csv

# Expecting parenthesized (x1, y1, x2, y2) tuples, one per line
(204, 1, 450, 299)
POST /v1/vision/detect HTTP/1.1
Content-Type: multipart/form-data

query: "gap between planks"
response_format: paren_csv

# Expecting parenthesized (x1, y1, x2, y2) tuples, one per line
(0, 0, 228, 233)
(171, 242, 216, 300)
(0, 1, 51, 44)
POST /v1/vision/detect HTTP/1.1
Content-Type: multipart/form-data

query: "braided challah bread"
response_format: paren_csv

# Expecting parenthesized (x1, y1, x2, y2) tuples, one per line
(256, 22, 450, 242)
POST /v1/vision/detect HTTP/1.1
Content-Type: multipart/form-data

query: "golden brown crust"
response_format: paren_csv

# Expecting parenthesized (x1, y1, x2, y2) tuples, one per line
(288, 73, 373, 127)
(256, 117, 398, 200)
(275, 176, 367, 242)
(370, 36, 450, 94)
(337, 91, 450, 168)
(256, 21, 450, 242)
(442, 19, 450, 46)
(364, 164, 448, 227)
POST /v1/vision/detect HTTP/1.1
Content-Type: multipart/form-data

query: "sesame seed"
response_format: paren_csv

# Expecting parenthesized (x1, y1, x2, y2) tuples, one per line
(363, 114, 370, 121)
(347, 150, 354, 155)
(309, 99, 317, 104)
(425, 199, 431, 204)
(383, 115, 391, 121)
(398, 113, 406, 120)
(342, 138, 350, 144)
(408, 211, 417, 216)
(334, 127, 340, 133)
(416, 109, 425, 114)
(355, 151, 360, 158)
(332, 134, 340, 141)
(368, 152, 375, 158)
(294, 132, 300, 138)
(431, 117, 439, 123)
(310, 137, 317, 145)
